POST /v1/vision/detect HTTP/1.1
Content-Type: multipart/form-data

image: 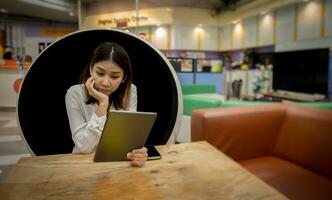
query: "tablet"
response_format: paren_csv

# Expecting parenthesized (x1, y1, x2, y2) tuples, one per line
(93, 110, 157, 162)
(145, 145, 162, 160)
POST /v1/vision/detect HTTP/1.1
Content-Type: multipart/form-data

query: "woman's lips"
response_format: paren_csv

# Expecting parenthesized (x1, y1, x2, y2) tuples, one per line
(98, 89, 111, 94)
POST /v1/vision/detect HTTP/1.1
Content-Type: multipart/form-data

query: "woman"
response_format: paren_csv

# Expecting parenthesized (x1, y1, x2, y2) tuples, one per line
(65, 42, 147, 167)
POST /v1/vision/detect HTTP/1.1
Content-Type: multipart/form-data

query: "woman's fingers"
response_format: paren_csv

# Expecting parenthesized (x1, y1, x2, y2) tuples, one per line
(127, 149, 148, 167)
(86, 78, 98, 97)
(131, 160, 145, 167)
(130, 156, 147, 167)
(127, 152, 148, 159)
(133, 147, 147, 154)
(130, 147, 148, 159)
(85, 77, 94, 94)
(85, 77, 93, 86)
(129, 152, 148, 159)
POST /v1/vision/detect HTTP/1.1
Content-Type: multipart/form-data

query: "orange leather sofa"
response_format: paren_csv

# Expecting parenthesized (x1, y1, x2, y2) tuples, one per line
(191, 104, 332, 200)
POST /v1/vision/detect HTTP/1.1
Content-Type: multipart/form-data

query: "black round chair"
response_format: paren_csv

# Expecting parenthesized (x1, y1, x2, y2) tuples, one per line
(18, 29, 183, 156)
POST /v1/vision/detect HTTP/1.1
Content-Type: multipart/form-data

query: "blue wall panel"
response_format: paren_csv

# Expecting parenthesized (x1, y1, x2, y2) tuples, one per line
(176, 73, 194, 85)
(176, 73, 224, 94)
(195, 73, 224, 94)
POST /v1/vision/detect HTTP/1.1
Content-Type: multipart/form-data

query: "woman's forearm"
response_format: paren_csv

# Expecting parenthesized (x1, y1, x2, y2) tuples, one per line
(95, 101, 108, 117)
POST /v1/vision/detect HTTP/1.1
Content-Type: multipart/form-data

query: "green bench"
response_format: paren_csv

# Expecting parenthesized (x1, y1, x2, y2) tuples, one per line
(182, 84, 220, 115)
(296, 102, 332, 110)
(181, 84, 216, 95)
(183, 95, 222, 115)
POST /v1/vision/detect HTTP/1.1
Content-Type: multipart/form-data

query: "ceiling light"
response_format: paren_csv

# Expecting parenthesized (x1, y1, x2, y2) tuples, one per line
(17, 0, 73, 12)
(232, 20, 240, 24)
(260, 11, 268, 15)
(0, 8, 7, 13)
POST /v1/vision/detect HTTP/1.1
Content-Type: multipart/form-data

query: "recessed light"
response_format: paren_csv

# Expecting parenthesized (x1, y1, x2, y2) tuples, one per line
(0, 8, 8, 13)
(260, 11, 268, 15)
(232, 20, 240, 24)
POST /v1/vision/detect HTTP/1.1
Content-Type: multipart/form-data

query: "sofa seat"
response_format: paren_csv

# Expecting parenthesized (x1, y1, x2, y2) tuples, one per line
(239, 156, 332, 200)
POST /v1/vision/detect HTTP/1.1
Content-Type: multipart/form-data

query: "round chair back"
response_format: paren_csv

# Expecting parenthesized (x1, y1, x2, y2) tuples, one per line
(17, 29, 183, 155)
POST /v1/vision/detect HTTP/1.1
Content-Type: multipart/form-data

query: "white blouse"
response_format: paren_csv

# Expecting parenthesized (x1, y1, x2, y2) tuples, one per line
(65, 84, 137, 153)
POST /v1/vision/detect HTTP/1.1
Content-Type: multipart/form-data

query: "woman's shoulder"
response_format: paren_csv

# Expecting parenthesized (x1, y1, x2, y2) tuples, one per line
(130, 83, 137, 94)
(131, 83, 136, 90)
(66, 84, 85, 97)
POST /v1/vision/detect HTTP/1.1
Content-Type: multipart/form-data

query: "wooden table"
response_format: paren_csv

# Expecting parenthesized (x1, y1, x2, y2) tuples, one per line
(0, 141, 288, 200)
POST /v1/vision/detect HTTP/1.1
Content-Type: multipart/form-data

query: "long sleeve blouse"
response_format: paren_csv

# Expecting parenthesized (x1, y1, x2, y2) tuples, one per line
(65, 84, 137, 153)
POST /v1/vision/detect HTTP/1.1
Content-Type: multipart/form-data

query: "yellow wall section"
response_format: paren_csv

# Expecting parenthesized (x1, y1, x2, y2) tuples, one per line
(167, 25, 171, 49)
(196, 27, 202, 50)
(321, 0, 326, 38)
(256, 16, 260, 46)
(273, 11, 277, 44)
(217, 28, 221, 50)
(293, 4, 298, 41)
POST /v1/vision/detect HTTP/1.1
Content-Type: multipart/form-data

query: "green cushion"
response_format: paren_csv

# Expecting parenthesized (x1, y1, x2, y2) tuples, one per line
(296, 102, 332, 110)
(221, 101, 332, 110)
(221, 101, 269, 107)
(181, 84, 216, 95)
(183, 95, 222, 115)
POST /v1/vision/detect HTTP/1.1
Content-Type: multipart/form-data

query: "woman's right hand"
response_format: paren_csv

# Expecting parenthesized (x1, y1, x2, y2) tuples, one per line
(85, 76, 109, 104)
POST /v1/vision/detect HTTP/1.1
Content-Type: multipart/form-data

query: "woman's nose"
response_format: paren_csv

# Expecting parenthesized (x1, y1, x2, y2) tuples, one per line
(101, 77, 111, 86)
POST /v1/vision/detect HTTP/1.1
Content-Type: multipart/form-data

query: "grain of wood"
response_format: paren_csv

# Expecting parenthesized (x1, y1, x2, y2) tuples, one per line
(0, 141, 288, 200)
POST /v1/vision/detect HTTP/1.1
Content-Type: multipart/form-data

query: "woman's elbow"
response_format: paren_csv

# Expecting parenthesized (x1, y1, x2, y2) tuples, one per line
(74, 140, 94, 154)
(78, 146, 93, 154)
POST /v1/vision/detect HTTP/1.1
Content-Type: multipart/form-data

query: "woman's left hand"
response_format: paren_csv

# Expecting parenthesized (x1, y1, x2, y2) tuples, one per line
(127, 147, 148, 167)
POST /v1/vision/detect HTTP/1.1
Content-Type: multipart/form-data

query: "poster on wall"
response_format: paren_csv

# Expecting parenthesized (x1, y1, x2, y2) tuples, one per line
(38, 42, 45, 53)
(38, 42, 53, 54)
(25, 37, 55, 61)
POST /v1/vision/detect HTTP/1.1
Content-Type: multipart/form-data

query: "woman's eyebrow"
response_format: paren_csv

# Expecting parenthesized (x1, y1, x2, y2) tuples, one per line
(95, 65, 105, 71)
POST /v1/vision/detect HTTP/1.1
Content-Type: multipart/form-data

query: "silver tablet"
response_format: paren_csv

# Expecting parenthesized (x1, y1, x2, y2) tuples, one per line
(93, 110, 157, 162)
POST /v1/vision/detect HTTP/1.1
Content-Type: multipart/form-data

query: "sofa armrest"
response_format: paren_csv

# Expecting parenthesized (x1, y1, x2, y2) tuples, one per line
(273, 105, 332, 179)
(191, 104, 286, 161)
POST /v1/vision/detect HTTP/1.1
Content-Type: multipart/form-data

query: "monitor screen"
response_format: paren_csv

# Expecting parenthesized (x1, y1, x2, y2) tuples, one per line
(272, 48, 329, 95)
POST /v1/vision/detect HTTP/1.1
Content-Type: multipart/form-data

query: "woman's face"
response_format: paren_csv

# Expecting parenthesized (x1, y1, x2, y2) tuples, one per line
(90, 60, 125, 96)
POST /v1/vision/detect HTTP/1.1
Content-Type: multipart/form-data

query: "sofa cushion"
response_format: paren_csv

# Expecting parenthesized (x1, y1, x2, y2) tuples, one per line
(239, 156, 332, 200)
(273, 106, 332, 179)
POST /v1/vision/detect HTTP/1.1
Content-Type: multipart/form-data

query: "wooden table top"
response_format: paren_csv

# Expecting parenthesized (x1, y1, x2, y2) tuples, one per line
(0, 141, 288, 200)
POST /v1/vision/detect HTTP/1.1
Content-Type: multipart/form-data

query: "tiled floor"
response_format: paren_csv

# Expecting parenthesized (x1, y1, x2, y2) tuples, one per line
(0, 109, 31, 182)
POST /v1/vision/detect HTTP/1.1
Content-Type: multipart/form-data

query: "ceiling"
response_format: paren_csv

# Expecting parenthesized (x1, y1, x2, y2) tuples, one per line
(0, 0, 251, 24)
(83, 0, 248, 14)
(0, 0, 78, 23)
